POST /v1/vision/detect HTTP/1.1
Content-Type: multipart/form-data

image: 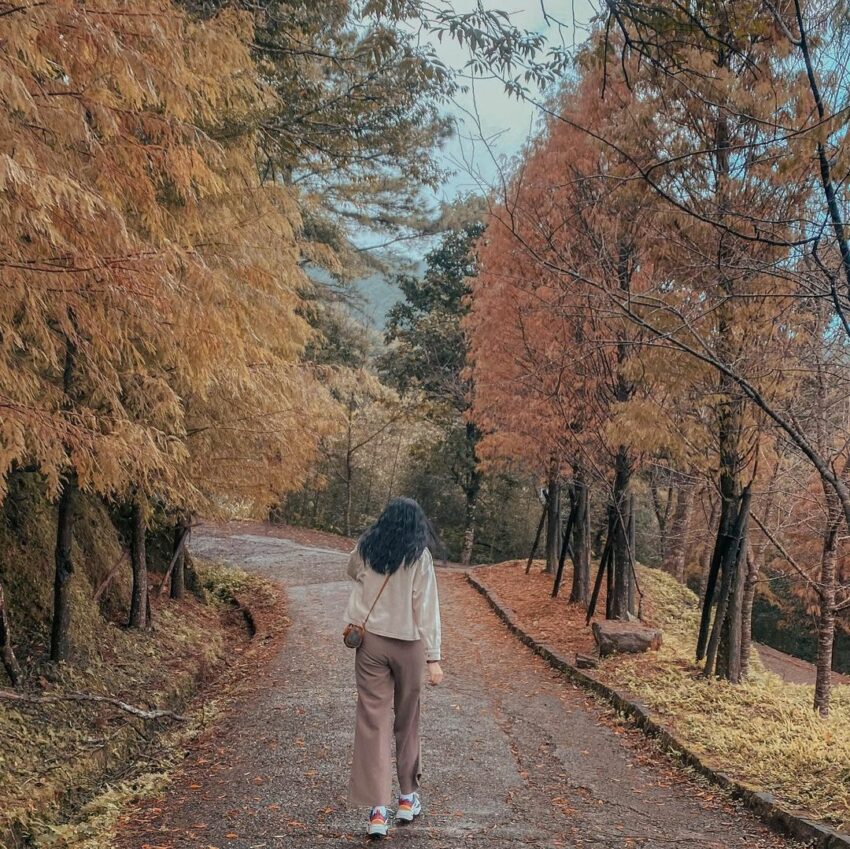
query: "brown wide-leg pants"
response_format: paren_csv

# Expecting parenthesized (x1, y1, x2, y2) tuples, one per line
(348, 631, 424, 806)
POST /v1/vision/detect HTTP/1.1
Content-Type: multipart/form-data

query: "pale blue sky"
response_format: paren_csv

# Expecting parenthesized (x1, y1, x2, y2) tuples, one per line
(427, 1, 596, 203)
(352, 2, 597, 324)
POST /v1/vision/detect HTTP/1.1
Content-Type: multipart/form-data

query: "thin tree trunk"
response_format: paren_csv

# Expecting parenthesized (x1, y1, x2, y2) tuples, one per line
(739, 544, 759, 680)
(627, 492, 637, 617)
(664, 473, 695, 582)
(386, 436, 402, 502)
(544, 462, 560, 575)
(605, 510, 616, 619)
(363, 462, 375, 519)
(526, 502, 547, 574)
(344, 393, 354, 537)
(51, 472, 77, 662)
(610, 446, 632, 620)
(719, 506, 750, 683)
(815, 487, 840, 716)
(344, 450, 353, 538)
(552, 493, 578, 598)
(51, 334, 77, 663)
(587, 531, 614, 624)
(698, 493, 719, 602)
(704, 487, 751, 679)
(570, 472, 590, 604)
(461, 485, 478, 566)
(170, 517, 190, 600)
(461, 423, 482, 566)
(128, 496, 148, 629)
(649, 470, 673, 564)
(0, 580, 21, 686)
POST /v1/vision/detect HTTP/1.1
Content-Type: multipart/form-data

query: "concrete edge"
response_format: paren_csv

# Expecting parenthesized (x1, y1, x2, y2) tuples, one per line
(465, 569, 850, 849)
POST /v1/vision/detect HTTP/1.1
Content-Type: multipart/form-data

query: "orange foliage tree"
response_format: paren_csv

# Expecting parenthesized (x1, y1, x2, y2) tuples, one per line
(0, 0, 334, 662)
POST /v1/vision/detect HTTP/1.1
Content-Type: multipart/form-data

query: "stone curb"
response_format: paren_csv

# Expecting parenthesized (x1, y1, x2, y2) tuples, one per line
(466, 569, 850, 849)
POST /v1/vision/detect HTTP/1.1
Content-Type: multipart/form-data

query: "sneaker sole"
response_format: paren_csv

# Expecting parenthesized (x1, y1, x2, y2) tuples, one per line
(395, 807, 421, 823)
(368, 826, 389, 838)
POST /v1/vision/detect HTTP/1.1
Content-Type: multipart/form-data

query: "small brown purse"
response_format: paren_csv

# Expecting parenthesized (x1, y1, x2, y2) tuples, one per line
(344, 572, 391, 649)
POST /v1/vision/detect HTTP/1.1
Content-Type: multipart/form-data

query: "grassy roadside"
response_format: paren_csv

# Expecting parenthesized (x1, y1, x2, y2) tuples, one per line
(1, 556, 286, 849)
(473, 561, 850, 831)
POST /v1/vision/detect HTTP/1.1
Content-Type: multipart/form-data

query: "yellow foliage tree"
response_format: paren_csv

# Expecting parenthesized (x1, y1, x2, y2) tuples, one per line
(0, 0, 336, 658)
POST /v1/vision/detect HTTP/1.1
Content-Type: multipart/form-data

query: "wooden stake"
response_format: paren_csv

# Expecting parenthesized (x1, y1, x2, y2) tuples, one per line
(552, 496, 578, 598)
(526, 501, 548, 575)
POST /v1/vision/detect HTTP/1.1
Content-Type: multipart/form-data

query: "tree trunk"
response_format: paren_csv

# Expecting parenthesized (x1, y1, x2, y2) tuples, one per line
(610, 446, 632, 620)
(386, 436, 402, 502)
(718, 509, 749, 683)
(698, 493, 719, 602)
(128, 496, 148, 629)
(649, 470, 673, 564)
(344, 393, 354, 537)
(605, 508, 616, 619)
(170, 516, 190, 600)
(697, 382, 744, 663)
(344, 450, 353, 538)
(0, 579, 21, 686)
(526, 502, 547, 574)
(704, 486, 751, 680)
(461, 485, 478, 566)
(544, 462, 560, 575)
(587, 531, 614, 624)
(739, 544, 759, 680)
(569, 472, 590, 605)
(461, 424, 481, 565)
(815, 487, 840, 716)
(552, 493, 578, 598)
(627, 492, 637, 617)
(51, 472, 77, 662)
(663, 473, 695, 582)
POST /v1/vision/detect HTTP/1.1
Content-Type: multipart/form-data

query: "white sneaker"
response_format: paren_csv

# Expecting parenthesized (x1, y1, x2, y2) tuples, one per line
(368, 806, 389, 838)
(395, 793, 422, 823)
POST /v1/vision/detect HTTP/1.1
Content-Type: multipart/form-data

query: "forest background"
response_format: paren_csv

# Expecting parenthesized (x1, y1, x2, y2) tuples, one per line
(3, 0, 850, 775)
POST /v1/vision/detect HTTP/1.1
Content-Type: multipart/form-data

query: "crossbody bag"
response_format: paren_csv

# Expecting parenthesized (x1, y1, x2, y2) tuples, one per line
(343, 571, 391, 649)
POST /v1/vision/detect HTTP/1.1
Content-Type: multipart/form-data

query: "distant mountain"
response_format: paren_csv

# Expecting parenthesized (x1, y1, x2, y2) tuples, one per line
(351, 260, 427, 330)
(307, 260, 426, 332)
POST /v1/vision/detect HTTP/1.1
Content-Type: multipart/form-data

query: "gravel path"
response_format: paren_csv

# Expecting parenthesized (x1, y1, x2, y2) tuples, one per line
(756, 642, 850, 686)
(117, 526, 802, 848)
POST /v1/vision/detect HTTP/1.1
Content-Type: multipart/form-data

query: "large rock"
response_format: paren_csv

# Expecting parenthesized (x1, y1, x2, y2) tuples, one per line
(592, 620, 662, 657)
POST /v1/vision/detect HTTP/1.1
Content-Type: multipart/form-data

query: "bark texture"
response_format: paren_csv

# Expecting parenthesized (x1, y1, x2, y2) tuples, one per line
(739, 545, 759, 680)
(569, 475, 591, 605)
(610, 446, 632, 620)
(814, 486, 840, 716)
(544, 464, 560, 575)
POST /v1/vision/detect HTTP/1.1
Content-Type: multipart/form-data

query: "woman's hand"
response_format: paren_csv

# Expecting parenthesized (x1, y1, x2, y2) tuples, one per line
(427, 661, 444, 686)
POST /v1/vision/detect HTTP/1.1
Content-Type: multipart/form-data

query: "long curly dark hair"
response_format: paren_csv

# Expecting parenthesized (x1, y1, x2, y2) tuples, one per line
(358, 497, 435, 575)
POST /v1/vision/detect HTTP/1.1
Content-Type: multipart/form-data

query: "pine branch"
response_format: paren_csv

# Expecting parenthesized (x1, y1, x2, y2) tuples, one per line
(0, 689, 187, 722)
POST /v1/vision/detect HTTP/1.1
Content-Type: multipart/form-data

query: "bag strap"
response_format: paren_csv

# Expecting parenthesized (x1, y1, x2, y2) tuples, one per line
(363, 572, 391, 628)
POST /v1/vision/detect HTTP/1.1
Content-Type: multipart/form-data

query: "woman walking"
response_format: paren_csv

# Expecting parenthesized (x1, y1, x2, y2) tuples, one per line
(344, 497, 443, 838)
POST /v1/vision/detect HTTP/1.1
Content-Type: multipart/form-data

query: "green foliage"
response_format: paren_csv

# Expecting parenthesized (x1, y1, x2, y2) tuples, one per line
(381, 221, 485, 407)
(398, 440, 540, 562)
(182, 0, 455, 276)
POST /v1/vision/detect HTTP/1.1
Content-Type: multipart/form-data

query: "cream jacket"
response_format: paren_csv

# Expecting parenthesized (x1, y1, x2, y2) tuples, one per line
(344, 546, 441, 662)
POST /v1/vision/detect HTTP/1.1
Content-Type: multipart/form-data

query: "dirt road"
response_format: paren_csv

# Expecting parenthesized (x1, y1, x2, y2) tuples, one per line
(116, 526, 801, 848)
